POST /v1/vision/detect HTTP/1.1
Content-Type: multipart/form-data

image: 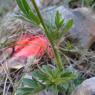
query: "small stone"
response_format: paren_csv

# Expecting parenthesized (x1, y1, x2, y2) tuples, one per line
(71, 77, 95, 95)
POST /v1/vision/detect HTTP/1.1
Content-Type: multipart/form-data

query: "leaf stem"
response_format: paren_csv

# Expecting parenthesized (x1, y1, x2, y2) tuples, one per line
(31, 0, 62, 69)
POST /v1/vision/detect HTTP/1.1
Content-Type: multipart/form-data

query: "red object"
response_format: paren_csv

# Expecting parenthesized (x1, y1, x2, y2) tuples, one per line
(13, 34, 53, 58)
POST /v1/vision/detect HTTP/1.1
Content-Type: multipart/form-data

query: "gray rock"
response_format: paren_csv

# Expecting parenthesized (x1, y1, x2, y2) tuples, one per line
(41, 6, 95, 48)
(71, 77, 95, 95)
(38, 90, 55, 95)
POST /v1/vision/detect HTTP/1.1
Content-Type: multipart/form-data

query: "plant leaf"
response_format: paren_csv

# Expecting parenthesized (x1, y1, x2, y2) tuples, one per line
(22, 78, 38, 87)
(63, 19, 73, 33)
(16, 0, 40, 25)
(16, 87, 33, 95)
(55, 11, 64, 29)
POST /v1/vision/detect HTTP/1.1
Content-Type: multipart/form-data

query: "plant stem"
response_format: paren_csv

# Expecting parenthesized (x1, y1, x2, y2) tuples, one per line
(31, 0, 62, 69)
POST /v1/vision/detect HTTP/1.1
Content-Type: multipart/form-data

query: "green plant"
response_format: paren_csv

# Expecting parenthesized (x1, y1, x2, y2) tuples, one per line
(69, 0, 95, 8)
(81, 0, 95, 8)
(16, 65, 75, 95)
(16, 0, 75, 95)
